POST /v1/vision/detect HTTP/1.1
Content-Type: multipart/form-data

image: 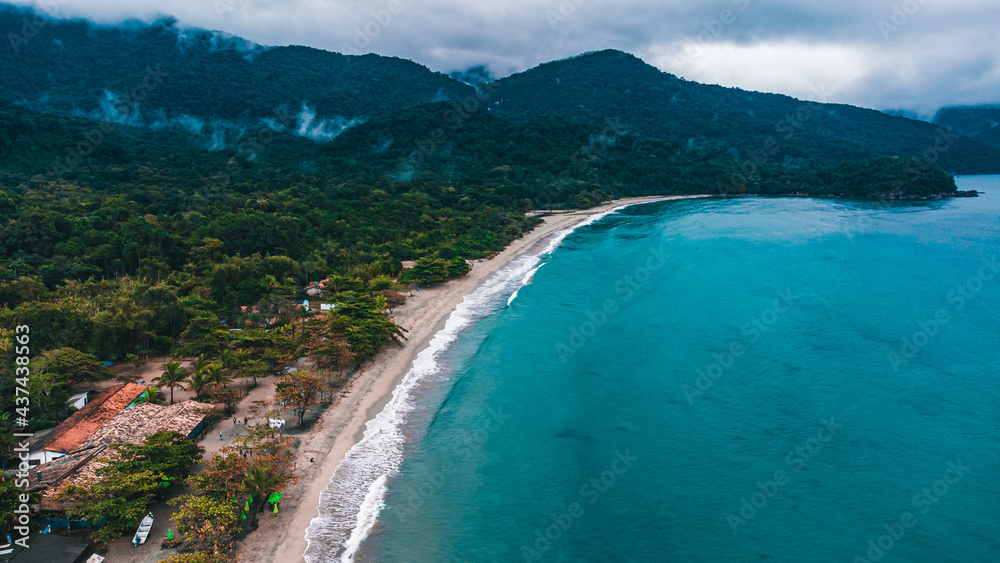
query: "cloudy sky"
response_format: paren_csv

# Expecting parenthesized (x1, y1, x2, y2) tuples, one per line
(12, 0, 1000, 116)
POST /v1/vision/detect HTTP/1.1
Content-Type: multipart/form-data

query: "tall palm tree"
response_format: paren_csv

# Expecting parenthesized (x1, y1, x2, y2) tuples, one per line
(204, 363, 231, 389)
(155, 360, 188, 405)
(186, 370, 211, 401)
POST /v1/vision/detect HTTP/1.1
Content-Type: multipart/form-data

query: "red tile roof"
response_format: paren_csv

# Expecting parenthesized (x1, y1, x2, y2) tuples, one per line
(35, 383, 148, 455)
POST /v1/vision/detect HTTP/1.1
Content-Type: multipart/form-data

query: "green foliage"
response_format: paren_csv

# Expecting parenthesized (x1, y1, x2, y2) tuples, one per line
(35, 347, 113, 384)
(155, 360, 189, 405)
(168, 494, 240, 559)
(399, 256, 451, 284)
(61, 469, 160, 544)
(325, 292, 406, 362)
(0, 14, 975, 398)
(105, 431, 204, 483)
(59, 432, 202, 544)
(0, 479, 37, 536)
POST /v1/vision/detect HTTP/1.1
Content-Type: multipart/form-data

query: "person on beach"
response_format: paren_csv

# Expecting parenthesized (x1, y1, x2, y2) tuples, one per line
(219, 431, 224, 440)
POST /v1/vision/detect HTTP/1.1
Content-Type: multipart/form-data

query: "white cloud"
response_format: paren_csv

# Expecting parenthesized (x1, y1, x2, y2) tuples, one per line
(649, 40, 873, 104)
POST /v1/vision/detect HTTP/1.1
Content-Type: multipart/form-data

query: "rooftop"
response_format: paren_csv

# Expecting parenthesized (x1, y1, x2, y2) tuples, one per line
(80, 400, 213, 449)
(2, 533, 91, 563)
(26, 446, 106, 491)
(35, 383, 148, 455)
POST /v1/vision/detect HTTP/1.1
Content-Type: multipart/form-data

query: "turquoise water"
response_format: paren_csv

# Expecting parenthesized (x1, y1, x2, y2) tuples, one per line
(340, 177, 1000, 562)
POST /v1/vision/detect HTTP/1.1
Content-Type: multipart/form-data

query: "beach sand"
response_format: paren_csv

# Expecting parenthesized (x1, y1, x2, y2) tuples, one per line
(239, 195, 709, 562)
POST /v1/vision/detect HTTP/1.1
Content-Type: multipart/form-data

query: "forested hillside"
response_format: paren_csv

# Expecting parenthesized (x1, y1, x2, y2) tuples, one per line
(933, 105, 1000, 151)
(2, 6, 998, 173)
(486, 50, 1000, 174)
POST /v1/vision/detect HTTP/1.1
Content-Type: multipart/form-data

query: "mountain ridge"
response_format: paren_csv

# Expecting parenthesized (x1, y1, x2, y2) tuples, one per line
(1, 3, 998, 175)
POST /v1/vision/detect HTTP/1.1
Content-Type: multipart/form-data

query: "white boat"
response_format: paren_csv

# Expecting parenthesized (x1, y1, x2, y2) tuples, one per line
(132, 513, 153, 546)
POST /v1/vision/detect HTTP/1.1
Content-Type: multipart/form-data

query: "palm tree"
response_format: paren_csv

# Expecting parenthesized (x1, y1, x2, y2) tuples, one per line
(155, 360, 188, 405)
(244, 465, 282, 512)
(186, 370, 211, 401)
(136, 387, 166, 405)
(204, 363, 231, 389)
(192, 354, 211, 376)
(219, 349, 237, 370)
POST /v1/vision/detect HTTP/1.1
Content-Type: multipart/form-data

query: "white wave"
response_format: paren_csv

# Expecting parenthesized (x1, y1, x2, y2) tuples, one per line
(303, 204, 639, 561)
(339, 474, 388, 562)
(507, 264, 543, 306)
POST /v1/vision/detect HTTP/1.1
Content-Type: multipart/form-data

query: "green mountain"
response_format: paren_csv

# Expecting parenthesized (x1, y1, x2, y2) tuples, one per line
(933, 105, 1000, 151)
(0, 4, 472, 140)
(2, 6, 997, 175)
(485, 50, 1000, 174)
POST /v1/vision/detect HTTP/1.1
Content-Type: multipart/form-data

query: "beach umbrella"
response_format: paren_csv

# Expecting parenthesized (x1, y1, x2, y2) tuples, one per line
(167, 529, 173, 540)
(266, 493, 283, 503)
(244, 498, 250, 512)
(241, 512, 247, 520)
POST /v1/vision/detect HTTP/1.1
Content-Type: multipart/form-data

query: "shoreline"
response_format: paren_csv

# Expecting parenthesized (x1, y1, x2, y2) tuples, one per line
(241, 194, 710, 562)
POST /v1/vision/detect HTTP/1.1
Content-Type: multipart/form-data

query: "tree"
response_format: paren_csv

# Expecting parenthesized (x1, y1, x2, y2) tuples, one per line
(243, 465, 282, 511)
(186, 370, 211, 400)
(377, 289, 406, 313)
(311, 335, 354, 379)
(275, 371, 323, 426)
(27, 370, 70, 429)
(399, 256, 451, 284)
(58, 432, 203, 544)
(34, 347, 113, 384)
(60, 469, 162, 544)
(190, 453, 252, 499)
(208, 386, 240, 415)
(204, 363, 231, 389)
(106, 431, 204, 482)
(136, 386, 166, 405)
(167, 495, 241, 559)
(324, 292, 406, 362)
(156, 360, 189, 405)
(192, 354, 212, 375)
(218, 348, 237, 370)
(1, 479, 37, 537)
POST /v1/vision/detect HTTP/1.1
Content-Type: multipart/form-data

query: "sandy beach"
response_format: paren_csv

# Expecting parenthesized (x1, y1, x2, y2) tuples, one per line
(240, 195, 709, 562)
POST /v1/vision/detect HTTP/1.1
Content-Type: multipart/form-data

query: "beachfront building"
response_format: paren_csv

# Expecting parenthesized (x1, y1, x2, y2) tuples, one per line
(26, 383, 148, 466)
(27, 400, 213, 512)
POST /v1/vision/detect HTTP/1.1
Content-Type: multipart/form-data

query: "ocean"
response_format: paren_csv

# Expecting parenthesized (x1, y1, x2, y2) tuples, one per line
(305, 175, 1000, 562)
